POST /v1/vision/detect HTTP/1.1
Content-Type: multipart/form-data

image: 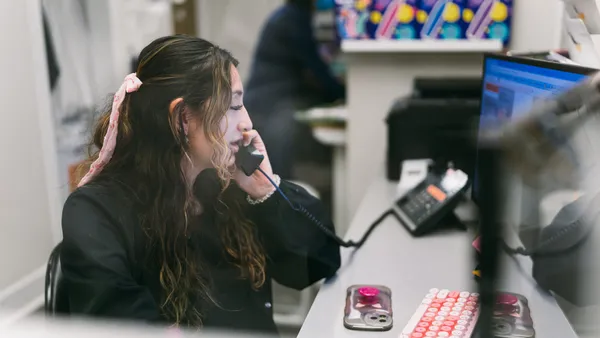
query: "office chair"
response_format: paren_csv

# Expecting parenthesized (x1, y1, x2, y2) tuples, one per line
(44, 242, 69, 315)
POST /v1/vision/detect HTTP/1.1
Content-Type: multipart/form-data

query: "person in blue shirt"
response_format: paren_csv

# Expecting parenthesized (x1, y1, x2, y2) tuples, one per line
(244, 0, 345, 180)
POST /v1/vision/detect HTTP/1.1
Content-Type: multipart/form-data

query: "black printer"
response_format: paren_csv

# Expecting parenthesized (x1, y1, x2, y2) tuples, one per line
(386, 77, 482, 181)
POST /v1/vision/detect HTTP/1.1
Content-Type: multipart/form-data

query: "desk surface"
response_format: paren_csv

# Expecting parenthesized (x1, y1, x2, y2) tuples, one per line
(298, 177, 577, 338)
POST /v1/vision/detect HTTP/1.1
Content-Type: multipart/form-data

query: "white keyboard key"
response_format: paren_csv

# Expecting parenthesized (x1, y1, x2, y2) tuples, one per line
(401, 304, 429, 335)
(449, 311, 460, 316)
(435, 316, 445, 321)
(437, 332, 449, 337)
(429, 326, 439, 332)
(459, 292, 470, 298)
(455, 325, 466, 331)
(413, 304, 429, 317)
(438, 311, 448, 316)
(437, 290, 449, 299)
(422, 299, 432, 304)
(441, 307, 451, 312)
(430, 288, 440, 294)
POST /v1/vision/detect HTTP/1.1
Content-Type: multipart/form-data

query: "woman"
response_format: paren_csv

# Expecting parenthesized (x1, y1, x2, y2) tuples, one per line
(244, 0, 345, 179)
(61, 35, 341, 334)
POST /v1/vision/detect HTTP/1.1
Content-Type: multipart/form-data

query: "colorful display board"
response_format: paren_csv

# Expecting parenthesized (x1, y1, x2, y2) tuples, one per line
(334, 0, 512, 46)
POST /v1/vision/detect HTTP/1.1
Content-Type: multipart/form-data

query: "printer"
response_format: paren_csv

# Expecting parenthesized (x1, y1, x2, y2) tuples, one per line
(386, 77, 482, 181)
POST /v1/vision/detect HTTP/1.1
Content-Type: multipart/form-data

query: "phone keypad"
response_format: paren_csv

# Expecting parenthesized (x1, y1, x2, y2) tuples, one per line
(400, 189, 442, 224)
(401, 289, 480, 338)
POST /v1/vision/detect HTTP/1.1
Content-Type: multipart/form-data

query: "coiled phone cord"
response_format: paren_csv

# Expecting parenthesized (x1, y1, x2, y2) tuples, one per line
(258, 167, 395, 248)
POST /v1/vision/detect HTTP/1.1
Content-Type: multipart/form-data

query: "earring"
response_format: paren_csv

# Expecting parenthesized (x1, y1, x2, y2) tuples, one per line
(183, 133, 194, 167)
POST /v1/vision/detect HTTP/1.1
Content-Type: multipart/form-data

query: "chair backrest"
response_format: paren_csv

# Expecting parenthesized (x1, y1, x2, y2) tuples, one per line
(45, 242, 69, 315)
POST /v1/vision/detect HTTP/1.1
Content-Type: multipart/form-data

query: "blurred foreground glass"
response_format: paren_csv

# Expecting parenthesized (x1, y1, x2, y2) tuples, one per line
(477, 66, 600, 336)
(0, 313, 277, 338)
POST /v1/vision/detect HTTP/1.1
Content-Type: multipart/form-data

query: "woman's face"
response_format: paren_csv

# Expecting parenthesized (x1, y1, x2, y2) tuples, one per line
(186, 65, 251, 170)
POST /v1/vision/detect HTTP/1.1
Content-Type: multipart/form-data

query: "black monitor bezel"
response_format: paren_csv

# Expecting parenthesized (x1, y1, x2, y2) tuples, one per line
(471, 53, 598, 205)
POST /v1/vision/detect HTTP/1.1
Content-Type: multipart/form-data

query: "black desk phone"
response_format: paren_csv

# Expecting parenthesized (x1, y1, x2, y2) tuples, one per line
(392, 168, 469, 236)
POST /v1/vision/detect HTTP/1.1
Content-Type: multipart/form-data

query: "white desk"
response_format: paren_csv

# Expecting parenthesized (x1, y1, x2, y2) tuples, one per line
(298, 176, 577, 338)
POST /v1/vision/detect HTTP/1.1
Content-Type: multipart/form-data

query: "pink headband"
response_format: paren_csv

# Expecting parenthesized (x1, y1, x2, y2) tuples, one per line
(78, 73, 143, 187)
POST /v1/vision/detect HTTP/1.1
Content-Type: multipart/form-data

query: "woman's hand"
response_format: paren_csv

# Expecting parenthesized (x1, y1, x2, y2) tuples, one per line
(233, 130, 276, 199)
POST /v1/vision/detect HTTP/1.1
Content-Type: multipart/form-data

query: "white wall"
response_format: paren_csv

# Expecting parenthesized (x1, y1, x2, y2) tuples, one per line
(85, 0, 174, 103)
(85, 0, 122, 101)
(345, 0, 567, 214)
(510, 0, 564, 53)
(196, 0, 283, 80)
(0, 0, 62, 317)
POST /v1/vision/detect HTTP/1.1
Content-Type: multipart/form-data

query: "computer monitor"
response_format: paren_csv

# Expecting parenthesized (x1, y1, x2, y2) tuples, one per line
(472, 54, 595, 203)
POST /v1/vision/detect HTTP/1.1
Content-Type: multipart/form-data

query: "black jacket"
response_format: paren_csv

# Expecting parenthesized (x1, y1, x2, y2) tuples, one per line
(60, 179, 341, 335)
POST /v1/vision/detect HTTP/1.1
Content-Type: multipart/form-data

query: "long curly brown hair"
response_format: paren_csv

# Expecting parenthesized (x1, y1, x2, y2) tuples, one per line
(78, 35, 266, 327)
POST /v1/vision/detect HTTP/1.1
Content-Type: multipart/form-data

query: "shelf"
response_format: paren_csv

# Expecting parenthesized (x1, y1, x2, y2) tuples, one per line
(313, 127, 346, 147)
(341, 39, 503, 53)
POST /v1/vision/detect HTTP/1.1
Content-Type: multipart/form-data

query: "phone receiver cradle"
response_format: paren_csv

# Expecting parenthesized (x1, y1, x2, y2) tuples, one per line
(236, 144, 264, 176)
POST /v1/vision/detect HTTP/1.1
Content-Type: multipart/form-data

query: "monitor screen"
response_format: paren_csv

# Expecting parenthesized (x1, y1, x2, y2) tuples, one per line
(472, 55, 592, 203)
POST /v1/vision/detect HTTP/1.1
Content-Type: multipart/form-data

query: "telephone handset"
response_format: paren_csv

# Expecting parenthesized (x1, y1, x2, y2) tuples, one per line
(392, 168, 469, 236)
(235, 143, 264, 176)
